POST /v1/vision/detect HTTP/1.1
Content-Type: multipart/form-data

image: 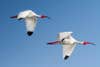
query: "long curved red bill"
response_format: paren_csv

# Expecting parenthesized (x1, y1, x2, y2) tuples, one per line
(83, 41, 96, 45)
(41, 15, 51, 19)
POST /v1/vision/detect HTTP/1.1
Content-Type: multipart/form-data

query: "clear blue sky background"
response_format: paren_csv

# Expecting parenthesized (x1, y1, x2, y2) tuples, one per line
(0, 0, 99, 67)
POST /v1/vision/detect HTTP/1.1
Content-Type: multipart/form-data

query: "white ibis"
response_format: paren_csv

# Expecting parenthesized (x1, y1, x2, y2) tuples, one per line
(10, 10, 50, 36)
(47, 32, 95, 60)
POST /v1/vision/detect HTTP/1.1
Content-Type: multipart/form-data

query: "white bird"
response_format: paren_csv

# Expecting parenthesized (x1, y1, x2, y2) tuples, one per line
(10, 10, 50, 36)
(47, 32, 95, 60)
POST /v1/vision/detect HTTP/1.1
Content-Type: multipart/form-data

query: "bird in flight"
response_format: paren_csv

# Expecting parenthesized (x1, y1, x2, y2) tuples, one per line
(10, 10, 50, 36)
(47, 32, 95, 60)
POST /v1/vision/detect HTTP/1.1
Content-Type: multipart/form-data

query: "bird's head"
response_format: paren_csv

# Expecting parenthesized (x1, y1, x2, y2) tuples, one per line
(81, 41, 96, 45)
(40, 15, 51, 19)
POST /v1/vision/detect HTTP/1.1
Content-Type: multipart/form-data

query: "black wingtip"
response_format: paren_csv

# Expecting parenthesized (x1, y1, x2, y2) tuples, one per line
(64, 56, 69, 60)
(18, 18, 23, 20)
(27, 31, 33, 36)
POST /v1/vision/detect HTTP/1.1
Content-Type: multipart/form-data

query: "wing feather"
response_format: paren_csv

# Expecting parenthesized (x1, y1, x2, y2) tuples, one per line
(25, 17, 37, 33)
(62, 43, 76, 60)
(58, 32, 72, 41)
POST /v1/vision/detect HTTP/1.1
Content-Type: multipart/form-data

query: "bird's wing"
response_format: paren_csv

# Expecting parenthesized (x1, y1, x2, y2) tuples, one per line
(62, 43, 76, 60)
(25, 17, 37, 36)
(18, 11, 30, 19)
(58, 32, 73, 41)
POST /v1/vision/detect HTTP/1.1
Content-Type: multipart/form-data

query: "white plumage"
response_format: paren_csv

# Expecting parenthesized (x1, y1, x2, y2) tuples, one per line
(47, 32, 95, 60)
(17, 10, 38, 19)
(10, 10, 49, 36)
(25, 17, 37, 34)
(58, 32, 77, 60)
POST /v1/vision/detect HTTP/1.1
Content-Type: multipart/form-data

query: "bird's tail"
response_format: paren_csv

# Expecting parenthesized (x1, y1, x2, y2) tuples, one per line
(47, 41, 60, 45)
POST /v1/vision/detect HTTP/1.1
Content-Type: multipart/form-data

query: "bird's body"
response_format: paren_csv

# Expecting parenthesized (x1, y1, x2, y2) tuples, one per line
(58, 32, 78, 59)
(10, 10, 49, 36)
(47, 32, 95, 60)
(60, 35, 76, 45)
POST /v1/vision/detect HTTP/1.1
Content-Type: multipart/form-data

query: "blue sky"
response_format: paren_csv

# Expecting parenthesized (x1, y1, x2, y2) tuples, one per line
(0, 0, 99, 67)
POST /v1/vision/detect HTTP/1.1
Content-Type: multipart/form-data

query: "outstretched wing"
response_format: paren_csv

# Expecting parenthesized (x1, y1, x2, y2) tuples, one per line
(62, 43, 76, 60)
(58, 32, 73, 41)
(17, 10, 37, 19)
(25, 17, 37, 36)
